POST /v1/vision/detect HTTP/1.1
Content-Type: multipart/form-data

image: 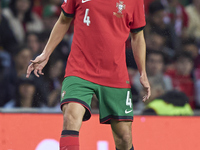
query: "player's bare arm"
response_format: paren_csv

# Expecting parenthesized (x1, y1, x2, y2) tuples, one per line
(26, 12, 73, 78)
(130, 30, 151, 102)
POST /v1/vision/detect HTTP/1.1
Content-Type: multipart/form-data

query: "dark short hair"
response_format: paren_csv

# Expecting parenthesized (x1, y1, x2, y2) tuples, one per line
(149, 1, 165, 14)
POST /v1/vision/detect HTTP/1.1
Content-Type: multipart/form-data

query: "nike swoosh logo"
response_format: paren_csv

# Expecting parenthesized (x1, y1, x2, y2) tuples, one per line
(82, 0, 91, 3)
(125, 109, 133, 114)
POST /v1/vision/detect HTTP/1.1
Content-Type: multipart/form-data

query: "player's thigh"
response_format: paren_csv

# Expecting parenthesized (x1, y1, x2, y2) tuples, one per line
(96, 87, 133, 124)
(61, 76, 95, 122)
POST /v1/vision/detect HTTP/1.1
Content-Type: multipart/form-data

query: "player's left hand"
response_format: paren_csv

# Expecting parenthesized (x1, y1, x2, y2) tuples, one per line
(26, 53, 49, 78)
(140, 73, 151, 102)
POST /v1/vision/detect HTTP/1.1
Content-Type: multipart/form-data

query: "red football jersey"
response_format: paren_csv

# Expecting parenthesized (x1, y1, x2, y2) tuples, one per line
(61, 0, 146, 88)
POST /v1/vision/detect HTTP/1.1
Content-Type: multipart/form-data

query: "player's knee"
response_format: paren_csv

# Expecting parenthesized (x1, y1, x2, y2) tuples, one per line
(122, 133, 132, 144)
(115, 133, 132, 148)
(63, 106, 83, 130)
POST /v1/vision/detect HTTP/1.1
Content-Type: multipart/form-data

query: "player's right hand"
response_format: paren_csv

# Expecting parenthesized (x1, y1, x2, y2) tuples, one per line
(26, 53, 49, 78)
(140, 73, 151, 102)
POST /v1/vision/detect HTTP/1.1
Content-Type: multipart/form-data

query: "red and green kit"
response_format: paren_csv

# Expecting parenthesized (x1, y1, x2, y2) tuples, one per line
(60, 0, 146, 123)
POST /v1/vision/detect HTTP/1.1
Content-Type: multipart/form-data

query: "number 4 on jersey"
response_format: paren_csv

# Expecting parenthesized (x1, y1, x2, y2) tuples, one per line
(126, 91, 132, 108)
(83, 9, 91, 26)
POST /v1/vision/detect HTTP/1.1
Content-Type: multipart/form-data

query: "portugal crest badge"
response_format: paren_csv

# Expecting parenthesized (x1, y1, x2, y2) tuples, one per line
(113, 1, 126, 18)
(116, 1, 126, 14)
(61, 91, 66, 99)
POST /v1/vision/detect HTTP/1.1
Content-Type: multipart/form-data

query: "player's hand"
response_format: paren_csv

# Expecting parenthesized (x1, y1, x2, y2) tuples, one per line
(26, 53, 49, 78)
(140, 73, 151, 102)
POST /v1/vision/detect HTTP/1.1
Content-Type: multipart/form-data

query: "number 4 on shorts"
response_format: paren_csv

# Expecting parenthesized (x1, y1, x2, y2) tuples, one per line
(83, 9, 90, 26)
(126, 91, 132, 108)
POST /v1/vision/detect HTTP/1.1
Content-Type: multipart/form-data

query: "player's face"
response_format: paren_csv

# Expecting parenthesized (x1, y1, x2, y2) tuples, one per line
(146, 54, 164, 76)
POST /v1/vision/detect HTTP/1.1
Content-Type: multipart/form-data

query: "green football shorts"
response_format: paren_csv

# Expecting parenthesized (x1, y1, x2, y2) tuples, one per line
(60, 76, 133, 124)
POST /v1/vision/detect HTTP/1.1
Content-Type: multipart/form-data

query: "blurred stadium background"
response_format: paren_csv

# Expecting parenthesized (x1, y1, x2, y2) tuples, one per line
(0, 0, 200, 149)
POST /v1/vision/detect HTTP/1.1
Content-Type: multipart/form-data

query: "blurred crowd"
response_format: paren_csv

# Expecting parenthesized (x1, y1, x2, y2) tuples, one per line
(0, 0, 200, 115)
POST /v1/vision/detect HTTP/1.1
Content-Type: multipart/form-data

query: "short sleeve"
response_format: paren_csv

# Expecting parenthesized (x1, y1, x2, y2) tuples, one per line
(130, 0, 146, 32)
(61, 0, 76, 17)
